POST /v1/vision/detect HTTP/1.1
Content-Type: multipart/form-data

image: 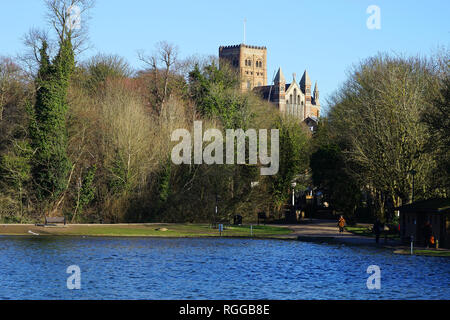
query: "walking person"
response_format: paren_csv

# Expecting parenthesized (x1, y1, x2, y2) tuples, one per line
(338, 216, 346, 235)
(373, 219, 382, 244)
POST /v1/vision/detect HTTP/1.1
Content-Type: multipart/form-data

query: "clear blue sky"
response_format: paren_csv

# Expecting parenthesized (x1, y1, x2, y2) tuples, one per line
(1, 0, 449, 112)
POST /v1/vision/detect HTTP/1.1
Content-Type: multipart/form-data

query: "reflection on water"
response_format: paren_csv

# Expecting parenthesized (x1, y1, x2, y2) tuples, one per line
(0, 236, 448, 300)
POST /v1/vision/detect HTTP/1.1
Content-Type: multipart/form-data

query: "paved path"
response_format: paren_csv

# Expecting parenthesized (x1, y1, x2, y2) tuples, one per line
(269, 219, 400, 247)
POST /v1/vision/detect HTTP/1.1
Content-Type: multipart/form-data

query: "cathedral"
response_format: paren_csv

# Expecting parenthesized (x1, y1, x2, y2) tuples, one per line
(219, 44, 320, 129)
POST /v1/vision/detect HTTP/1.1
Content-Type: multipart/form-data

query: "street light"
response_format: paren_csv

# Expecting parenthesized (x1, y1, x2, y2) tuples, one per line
(291, 182, 297, 207)
(410, 169, 417, 203)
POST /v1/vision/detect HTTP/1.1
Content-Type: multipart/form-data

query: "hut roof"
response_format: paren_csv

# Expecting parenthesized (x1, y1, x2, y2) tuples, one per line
(396, 198, 450, 214)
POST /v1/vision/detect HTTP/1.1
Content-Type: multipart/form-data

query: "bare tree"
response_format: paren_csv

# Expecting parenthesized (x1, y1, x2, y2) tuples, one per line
(18, 28, 53, 79)
(138, 41, 180, 115)
(328, 54, 440, 214)
(45, 0, 94, 50)
(18, 0, 94, 79)
(0, 57, 25, 122)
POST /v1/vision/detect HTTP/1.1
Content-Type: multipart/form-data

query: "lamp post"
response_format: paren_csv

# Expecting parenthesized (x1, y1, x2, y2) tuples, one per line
(214, 193, 220, 228)
(410, 169, 417, 203)
(291, 182, 297, 207)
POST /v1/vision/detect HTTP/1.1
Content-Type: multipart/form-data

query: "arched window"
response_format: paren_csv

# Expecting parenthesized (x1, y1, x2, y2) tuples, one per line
(289, 94, 293, 104)
(247, 81, 251, 89)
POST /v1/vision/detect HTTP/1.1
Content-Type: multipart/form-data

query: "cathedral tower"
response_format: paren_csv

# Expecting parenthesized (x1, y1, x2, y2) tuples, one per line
(219, 44, 267, 91)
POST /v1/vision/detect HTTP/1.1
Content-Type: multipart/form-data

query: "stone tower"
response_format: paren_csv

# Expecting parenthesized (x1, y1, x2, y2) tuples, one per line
(300, 70, 312, 103)
(273, 67, 286, 113)
(313, 81, 319, 105)
(219, 44, 267, 91)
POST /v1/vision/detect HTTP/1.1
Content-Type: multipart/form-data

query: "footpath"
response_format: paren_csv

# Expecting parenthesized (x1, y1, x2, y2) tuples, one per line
(270, 219, 450, 256)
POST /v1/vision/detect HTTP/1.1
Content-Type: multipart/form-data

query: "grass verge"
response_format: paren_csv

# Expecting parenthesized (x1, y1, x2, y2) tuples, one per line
(394, 248, 450, 257)
(0, 223, 292, 238)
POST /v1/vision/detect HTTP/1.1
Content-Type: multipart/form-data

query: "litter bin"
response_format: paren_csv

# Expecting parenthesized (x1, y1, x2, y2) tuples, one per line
(233, 215, 242, 225)
(258, 212, 266, 225)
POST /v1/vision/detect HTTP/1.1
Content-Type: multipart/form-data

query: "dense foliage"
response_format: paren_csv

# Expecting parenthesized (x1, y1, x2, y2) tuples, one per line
(310, 54, 449, 222)
(0, 1, 448, 225)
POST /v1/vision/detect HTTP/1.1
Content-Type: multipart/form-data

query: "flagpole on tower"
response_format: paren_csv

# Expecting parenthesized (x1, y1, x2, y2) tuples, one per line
(243, 18, 246, 44)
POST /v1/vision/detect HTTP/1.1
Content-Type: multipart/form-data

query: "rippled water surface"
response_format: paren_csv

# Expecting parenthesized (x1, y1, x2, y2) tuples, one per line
(0, 236, 448, 300)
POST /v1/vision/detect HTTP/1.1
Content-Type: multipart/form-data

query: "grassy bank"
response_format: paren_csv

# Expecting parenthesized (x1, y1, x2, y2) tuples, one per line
(0, 223, 292, 238)
(393, 249, 450, 257)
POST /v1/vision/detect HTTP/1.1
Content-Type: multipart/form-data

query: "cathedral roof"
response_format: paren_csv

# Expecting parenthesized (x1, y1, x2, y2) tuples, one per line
(253, 85, 272, 100)
(285, 83, 305, 94)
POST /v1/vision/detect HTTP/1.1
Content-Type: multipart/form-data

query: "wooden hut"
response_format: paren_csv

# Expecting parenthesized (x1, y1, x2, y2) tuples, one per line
(397, 198, 450, 248)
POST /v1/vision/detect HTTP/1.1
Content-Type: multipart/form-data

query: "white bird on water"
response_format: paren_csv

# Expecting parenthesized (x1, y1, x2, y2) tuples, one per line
(28, 230, 39, 236)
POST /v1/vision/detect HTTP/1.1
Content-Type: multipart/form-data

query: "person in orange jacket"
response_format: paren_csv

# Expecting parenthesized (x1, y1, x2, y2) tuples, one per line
(338, 216, 346, 234)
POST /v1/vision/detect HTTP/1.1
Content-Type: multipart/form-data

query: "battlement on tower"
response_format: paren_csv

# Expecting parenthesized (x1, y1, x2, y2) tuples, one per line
(219, 44, 267, 50)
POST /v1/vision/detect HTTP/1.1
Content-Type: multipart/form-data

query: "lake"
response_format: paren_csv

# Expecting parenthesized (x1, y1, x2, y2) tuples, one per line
(0, 236, 448, 300)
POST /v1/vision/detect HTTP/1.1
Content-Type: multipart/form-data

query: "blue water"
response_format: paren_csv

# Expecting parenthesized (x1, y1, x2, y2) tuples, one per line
(0, 236, 448, 300)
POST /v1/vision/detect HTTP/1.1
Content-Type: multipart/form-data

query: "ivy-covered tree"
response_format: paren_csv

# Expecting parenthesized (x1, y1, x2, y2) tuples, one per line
(29, 36, 74, 209)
